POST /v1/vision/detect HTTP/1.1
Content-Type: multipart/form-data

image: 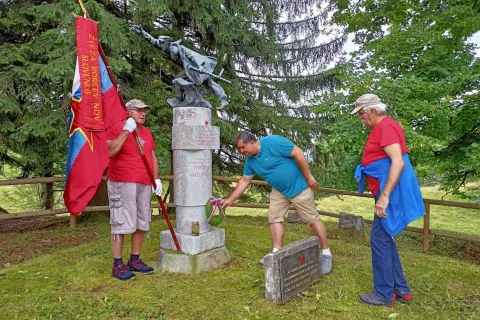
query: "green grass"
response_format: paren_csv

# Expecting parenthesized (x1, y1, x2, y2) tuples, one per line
(0, 216, 479, 320)
(0, 165, 46, 213)
(0, 166, 26, 213)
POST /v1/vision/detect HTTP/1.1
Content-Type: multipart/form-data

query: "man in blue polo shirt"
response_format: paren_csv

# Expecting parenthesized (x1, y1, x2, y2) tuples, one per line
(222, 131, 333, 275)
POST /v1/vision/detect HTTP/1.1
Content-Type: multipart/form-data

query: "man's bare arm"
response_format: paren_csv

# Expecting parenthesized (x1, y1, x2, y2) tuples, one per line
(375, 143, 405, 218)
(222, 175, 254, 209)
(152, 151, 159, 180)
(290, 146, 318, 189)
(107, 131, 130, 158)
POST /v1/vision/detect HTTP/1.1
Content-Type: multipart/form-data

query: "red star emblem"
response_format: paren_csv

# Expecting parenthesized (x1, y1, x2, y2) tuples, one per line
(299, 254, 305, 263)
(68, 109, 94, 151)
(205, 121, 209, 126)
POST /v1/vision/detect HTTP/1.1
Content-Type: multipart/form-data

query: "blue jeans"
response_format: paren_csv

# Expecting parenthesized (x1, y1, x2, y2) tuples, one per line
(371, 204, 411, 301)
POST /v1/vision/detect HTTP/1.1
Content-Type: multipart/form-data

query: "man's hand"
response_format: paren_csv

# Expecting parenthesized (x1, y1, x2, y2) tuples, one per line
(222, 197, 234, 209)
(123, 118, 137, 133)
(307, 176, 318, 190)
(152, 179, 162, 196)
(374, 194, 389, 218)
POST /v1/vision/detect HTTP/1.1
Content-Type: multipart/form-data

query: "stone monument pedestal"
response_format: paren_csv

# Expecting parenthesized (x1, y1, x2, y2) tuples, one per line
(158, 246, 230, 274)
(160, 228, 225, 255)
(158, 107, 230, 273)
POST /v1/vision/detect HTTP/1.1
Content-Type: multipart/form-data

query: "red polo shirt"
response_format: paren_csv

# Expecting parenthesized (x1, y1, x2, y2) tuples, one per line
(106, 121, 156, 185)
(361, 117, 408, 195)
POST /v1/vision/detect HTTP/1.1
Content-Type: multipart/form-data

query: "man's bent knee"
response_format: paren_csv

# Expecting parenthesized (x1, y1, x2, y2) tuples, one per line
(268, 217, 284, 224)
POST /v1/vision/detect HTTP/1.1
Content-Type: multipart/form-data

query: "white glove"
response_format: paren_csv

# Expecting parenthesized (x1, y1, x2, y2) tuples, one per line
(152, 179, 162, 196)
(123, 118, 137, 133)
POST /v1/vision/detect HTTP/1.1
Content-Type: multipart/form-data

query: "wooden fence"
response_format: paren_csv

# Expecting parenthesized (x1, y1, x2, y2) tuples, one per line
(1, 175, 479, 252)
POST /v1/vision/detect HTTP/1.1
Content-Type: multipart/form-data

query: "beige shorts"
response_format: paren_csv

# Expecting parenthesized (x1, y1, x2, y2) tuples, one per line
(107, 180, 152, 234)
(268, 187, 320, 224)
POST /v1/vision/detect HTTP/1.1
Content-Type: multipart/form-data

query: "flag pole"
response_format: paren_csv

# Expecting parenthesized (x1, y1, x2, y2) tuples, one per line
(78, 0, 181, 252)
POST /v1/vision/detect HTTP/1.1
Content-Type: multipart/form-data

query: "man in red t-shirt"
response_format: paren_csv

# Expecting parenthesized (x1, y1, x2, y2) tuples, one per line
(352, 94, 413, 306)
(106, 99, 162, 281)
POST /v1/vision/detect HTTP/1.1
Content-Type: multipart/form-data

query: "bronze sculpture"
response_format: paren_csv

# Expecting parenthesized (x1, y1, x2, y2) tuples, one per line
(134, 26, 229, 110)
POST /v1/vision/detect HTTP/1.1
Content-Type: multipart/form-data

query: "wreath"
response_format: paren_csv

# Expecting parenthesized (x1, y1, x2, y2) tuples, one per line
(205, 196, 225, 226)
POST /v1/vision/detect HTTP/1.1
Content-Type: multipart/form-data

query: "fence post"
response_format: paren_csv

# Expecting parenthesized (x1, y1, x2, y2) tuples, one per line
(423, 202, 430, 253)
(69, 214, 76, 229)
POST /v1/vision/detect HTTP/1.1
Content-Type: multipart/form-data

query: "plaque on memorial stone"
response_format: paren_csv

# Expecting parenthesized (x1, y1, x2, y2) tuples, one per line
(172, 126, 220, 150)
(173, 107, 210, 126)
(286, 212, 307, 224)
(279, 245, 321, 303)
(338, 212, 365, 234)
(264, 237, 321, 304)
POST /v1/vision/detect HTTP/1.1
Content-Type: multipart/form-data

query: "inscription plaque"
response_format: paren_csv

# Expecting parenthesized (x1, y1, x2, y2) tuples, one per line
(173, 150, 212, 206)
(173, 107, 211, 126)
(172, 126, 220, 150)
(264, 237, 321, 304)
(279, 246, 320, 303)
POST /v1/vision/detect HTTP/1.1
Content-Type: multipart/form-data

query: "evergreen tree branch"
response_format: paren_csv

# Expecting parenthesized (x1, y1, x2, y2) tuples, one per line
(246, 14, 321, 26)
(95, 0, 125, 19)
(236, 72, 334, 80)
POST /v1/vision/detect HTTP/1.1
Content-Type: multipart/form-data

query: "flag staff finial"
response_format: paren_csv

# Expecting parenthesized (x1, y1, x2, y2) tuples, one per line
(77, 0, 88, 18)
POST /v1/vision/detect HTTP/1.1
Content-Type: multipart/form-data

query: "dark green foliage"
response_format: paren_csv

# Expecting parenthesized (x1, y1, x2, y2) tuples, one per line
(4, 0, 477, 205)
(314, 0, 480, 199)
(0, 0, 174, 208)
(0, 1, 77, 180)
(0, 0, 345, 207)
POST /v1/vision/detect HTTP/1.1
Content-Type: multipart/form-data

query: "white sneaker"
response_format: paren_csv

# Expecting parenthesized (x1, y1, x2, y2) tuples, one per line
(321, 255, 333, 275)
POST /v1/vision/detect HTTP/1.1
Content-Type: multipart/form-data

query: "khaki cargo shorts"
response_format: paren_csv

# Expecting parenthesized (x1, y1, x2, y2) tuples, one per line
(268, 187, 320, 224)
(107, 180, 152, 234)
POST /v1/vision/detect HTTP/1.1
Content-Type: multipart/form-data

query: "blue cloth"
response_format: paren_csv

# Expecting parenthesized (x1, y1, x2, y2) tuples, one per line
(243, 136, 308, 198)
(354, 153, 425, 237)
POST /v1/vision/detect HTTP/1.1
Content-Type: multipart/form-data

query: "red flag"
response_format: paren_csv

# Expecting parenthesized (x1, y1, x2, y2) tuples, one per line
(64, 17, 127, 215)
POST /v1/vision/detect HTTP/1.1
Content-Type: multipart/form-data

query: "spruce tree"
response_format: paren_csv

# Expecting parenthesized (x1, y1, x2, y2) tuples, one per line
(0, 0, 346, 208)
(0, 0, 172, 209)
(109, 0, 345, 198)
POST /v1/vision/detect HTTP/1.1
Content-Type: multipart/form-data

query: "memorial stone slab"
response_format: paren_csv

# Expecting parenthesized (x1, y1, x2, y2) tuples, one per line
(286, 212, 307, 224)
(160, 228, 225, 255)
(338, 212, 365, 234)
(173, 150, 212, 206)
(172, 125, 220, 150)
(173, 107, 211, 126)
(264, 237, 321, 304)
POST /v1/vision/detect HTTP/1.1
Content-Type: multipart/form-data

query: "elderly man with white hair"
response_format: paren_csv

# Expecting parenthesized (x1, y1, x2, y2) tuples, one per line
(352, 94, 425, 307)
(106, 99, 162, 281)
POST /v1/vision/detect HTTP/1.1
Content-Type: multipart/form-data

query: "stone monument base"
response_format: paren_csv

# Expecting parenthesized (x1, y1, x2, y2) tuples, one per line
(158, 246, 231, 274)
(160, 228, 225, 255)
